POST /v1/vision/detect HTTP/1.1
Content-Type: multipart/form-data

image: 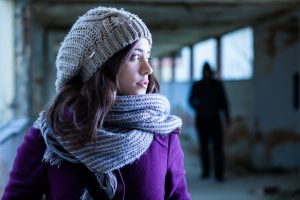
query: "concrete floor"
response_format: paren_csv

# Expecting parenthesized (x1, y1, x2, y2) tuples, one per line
(180, 136, 300, 200)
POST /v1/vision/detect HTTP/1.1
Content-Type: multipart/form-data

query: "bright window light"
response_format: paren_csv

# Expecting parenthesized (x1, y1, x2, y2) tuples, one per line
(161, 57, 172, 82)
(175, 47, 191, 82)
(221, 27, 253, 80)
(193, 39, 217, 80)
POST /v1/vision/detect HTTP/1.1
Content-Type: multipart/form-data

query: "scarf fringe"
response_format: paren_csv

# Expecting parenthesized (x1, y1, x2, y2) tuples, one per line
(96, 171, 117, 199)
(43, 147, 64, 167)
(80, 189, 92, 200)
(79, 172, 117, 200)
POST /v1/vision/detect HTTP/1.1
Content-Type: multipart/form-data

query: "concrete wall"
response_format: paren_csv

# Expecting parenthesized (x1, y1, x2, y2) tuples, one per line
(224, 80, 254, 131)
(251, 11, 300, 170)
(253, 12, 300, 134)
(0, 1, 14, 125)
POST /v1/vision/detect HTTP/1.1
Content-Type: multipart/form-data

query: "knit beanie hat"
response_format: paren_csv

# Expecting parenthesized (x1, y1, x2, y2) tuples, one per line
(55, 6, 152, 92)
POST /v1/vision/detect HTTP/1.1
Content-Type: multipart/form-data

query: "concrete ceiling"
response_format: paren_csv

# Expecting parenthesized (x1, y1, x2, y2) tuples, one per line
(27, 0, 300, 57)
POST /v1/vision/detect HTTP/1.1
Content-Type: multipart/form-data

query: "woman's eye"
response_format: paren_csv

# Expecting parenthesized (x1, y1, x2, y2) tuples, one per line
(130, 54, 140, 61)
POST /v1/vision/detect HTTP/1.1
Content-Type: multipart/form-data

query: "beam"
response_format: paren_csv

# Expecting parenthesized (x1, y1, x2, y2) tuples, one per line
(27, 0, 300, 9)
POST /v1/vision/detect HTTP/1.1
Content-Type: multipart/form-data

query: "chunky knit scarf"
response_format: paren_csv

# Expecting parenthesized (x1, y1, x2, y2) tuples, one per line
(33, 94, 182, 199)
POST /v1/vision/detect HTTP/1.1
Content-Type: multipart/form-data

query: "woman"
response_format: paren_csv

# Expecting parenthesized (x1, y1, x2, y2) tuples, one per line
(2, 6, 190, 200)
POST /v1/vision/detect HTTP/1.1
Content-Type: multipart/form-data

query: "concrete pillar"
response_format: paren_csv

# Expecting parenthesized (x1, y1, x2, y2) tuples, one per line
(216, 36, 221, 80)
(157, 57, 163, 82)
(189, 45, 194, 82)
(171, 52, 176, 82)
(14, 2, 31, 119)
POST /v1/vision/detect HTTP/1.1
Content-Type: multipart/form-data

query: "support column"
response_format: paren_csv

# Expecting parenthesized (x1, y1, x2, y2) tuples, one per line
(189, 45, 194, 82)
(216, 36, 222, 80)
(157, 57, 162, 82)
(171, 52, 176, 82)
(14, 2, 31, 119)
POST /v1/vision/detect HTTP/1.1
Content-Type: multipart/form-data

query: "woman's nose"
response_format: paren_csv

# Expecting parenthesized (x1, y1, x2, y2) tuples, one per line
(140, 58, 153, 75)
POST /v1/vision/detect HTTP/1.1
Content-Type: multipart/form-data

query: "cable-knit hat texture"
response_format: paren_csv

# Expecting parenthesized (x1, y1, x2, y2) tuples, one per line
(55, 7, 152, 92)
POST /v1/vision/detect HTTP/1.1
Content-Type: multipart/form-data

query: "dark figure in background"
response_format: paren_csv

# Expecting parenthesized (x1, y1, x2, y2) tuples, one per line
(189, 62, 231, 182)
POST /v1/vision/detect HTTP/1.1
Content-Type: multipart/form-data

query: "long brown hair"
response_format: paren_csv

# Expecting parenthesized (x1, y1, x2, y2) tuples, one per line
(45, 41, 160, 148)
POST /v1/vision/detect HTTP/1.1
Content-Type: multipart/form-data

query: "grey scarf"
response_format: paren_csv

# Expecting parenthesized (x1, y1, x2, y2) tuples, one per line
(33, 93, 182, 199)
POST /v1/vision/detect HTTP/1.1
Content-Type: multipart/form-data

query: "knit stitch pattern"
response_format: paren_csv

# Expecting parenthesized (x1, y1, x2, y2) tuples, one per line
(55, 6, 152, 92)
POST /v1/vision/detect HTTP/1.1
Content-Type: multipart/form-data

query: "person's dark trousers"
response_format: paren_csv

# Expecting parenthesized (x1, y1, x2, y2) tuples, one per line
(196, 116, 224, 180)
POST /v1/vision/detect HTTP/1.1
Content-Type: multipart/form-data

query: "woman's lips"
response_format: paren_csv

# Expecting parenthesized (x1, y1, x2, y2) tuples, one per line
(137, 80, 149, 88)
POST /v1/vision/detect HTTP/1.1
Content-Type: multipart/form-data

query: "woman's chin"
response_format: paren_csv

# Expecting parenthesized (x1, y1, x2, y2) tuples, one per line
(130, 89, 147, 96)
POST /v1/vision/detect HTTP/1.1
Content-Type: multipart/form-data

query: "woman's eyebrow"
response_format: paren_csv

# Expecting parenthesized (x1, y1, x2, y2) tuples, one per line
(134, 48, 151, 54)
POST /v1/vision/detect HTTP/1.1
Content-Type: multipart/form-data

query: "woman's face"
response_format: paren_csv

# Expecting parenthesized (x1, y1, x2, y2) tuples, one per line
(117, 38, 153, 95)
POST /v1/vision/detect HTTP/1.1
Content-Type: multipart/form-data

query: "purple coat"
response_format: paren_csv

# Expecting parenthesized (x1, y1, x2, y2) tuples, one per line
(2, 127, 191, 200)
